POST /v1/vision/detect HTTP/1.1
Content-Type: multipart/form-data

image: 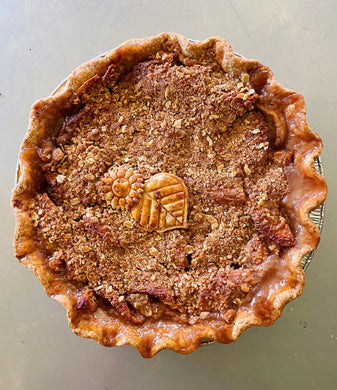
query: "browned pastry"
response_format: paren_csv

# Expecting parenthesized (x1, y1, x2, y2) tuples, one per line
(11, 33, 327, 357)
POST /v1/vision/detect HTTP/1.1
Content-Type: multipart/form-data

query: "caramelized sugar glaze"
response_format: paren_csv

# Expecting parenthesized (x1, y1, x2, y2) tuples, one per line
(12, 34, 327, 357)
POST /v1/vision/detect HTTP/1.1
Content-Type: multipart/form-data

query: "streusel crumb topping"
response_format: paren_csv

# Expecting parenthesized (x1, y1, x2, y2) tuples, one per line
(33, 50, 294, 324)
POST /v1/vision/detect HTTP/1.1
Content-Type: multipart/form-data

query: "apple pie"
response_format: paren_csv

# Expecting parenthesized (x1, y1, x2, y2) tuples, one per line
(12, 33, 327, 357)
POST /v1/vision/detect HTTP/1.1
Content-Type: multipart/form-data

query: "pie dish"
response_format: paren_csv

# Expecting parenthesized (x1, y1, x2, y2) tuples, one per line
(12, 33, 327, 357)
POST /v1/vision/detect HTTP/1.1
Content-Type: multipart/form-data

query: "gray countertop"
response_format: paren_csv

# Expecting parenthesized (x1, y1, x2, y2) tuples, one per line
(1, 1, 336, 389)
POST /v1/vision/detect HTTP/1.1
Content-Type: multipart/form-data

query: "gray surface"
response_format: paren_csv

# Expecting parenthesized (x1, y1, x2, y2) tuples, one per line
(1, 1, 336, 389)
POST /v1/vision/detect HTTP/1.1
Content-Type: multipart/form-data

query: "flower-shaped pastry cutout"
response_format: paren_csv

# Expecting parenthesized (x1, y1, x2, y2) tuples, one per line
(101, 166, 144, 211)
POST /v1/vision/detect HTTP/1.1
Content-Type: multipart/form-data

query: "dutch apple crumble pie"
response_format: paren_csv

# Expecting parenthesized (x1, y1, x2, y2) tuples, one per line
(12, 33, 327, 357)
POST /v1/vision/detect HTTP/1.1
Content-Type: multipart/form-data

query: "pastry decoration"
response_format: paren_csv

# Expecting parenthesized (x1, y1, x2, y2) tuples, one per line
(101, 166, 144, 211)
(100, 166, 188, 233)
(131, 173, 188, 233)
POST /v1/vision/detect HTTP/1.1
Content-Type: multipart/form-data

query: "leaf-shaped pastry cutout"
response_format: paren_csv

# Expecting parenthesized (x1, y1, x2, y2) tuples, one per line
(131, 173, 188, 233)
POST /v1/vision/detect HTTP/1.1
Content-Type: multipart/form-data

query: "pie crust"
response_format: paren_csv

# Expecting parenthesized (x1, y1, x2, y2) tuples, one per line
(12, 33, 327, 357)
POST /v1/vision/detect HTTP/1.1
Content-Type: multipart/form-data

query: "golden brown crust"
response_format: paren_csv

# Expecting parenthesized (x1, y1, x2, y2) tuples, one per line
(12, 33, 327, 357)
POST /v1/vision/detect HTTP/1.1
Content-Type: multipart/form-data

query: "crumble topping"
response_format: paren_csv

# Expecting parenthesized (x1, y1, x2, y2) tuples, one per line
(32, 51, 295, 325)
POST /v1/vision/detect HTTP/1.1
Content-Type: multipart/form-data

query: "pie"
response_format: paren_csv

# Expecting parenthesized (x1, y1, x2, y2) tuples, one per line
(11, 33, 327, 357)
